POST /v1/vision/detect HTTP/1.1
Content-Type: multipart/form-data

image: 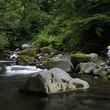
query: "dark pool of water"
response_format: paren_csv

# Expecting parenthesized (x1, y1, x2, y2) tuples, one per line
(0, 75, 110, 110)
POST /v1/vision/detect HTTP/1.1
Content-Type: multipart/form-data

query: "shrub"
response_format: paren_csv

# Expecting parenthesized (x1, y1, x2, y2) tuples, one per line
(32, 30, 64, 50)
(0, 33, 9, 50)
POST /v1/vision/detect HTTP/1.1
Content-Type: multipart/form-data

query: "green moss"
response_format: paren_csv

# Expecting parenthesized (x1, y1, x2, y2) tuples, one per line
(107, 74, 110, 80)
(19, 55, 35, 65)
(71, 52, 90, 62)
(40, 47, 53, 54)
(19, 48, 38, 57)
(42, 59, 53, 69)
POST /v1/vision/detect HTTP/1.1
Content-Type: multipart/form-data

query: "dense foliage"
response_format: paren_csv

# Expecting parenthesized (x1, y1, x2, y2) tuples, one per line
(1, 0, 110, 52)
(0, 0, 49, 49)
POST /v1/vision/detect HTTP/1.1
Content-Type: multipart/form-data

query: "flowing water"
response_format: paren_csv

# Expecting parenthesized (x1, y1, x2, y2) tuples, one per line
(0, 65, 110, 110)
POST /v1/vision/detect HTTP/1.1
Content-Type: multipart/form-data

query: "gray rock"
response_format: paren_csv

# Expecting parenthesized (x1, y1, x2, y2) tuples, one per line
(44, 54, 73, 72)
(93, 66, 108, 76)
(22, 68, 89, 94)
(78, 62, 97, 74)
(88, 53, 98, 62)
(78, 61, 109, 77)
(21, 44, 32, 49)
(94, 63, 110, 76)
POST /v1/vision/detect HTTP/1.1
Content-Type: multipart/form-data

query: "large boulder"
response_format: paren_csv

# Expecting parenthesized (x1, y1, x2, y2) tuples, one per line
(21, 68, 89, 94)
(43, 54, 73, 72)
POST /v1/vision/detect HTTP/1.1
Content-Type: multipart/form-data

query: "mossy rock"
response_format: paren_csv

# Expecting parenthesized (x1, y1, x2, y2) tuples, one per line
(19, 55, 35, 65)
(71, 52, 90, 62)
(40, 47, 55, 54)
(42, 56, 73, 72)
(42, 59, 53, 68)
(42, 58, 62, 69)
(107, 73, 110, 80)
(19, 48, 38, 57)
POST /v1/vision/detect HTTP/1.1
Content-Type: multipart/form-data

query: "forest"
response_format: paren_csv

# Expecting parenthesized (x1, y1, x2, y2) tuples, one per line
(1, 0, 110, 52)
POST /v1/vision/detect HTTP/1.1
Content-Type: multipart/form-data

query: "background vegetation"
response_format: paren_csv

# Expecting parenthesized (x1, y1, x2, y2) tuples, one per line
(1, 0, 110, 52)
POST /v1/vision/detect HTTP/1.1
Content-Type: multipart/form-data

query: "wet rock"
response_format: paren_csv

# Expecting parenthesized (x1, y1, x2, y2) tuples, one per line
(78, 62, 97, 74)
(77, 61, 109, 77)
(0, 64, 6, 74)
(40, 47, 56, 54)
(93, 66, 108, 77)
(88, 53, 98, 62)
(71, 52, 99, 73)
(43, 54, 73, 72)
(21, 68, 89, 94)
(21, 44, 32, 49)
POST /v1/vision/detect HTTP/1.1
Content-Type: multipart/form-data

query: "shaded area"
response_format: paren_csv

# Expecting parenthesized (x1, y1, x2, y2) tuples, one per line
(80, 21, 110, 54)
(0, 75, 110, 110)
(0, 76, 46, 110)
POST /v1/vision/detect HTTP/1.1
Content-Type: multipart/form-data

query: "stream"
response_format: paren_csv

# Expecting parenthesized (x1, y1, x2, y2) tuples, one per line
(0, 64, 110, 110)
